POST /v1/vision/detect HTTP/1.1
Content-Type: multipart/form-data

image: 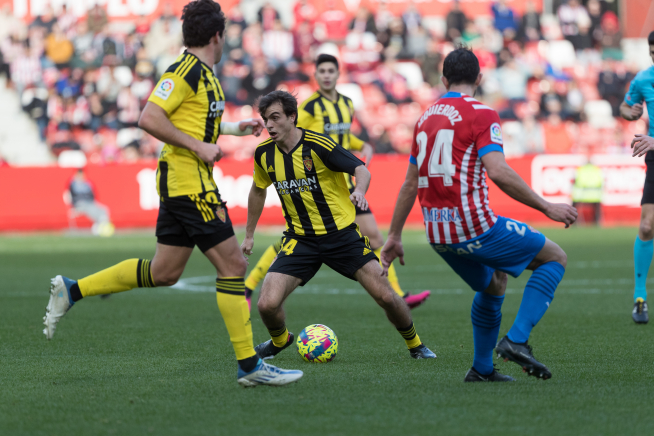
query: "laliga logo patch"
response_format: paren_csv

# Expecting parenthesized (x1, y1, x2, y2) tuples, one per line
(217, 207, 226, 223)
(303, 157, 313, 171)
(154, 79, 175, 100)
(490, 122, 503, 144)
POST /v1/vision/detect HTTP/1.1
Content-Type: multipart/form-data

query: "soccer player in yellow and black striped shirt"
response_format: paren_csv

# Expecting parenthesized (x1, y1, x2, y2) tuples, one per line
(42, 0, 302, 387)
(244, 54, 431, 309)
(240, 90, 435, 360)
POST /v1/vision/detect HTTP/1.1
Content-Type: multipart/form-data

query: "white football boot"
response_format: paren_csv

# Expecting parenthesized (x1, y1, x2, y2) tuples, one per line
(43, 275, 76, 340)
(237, 359, 303, 387)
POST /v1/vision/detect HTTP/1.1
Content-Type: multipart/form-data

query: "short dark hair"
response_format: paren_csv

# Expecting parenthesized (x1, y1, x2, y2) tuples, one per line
(316, 54, 339, 69)
(442, 46, 480, 87)
(181, 0, 226, 48)
(649, 31, 654, 46)
(257, 90, 299, 126)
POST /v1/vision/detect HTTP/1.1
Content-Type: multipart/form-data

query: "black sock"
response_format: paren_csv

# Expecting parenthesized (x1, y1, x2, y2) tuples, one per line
(70, 283, 83, 302)
(238, 355, 259, 372)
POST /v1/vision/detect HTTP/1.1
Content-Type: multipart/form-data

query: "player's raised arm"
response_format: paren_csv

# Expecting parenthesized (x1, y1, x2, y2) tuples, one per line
(482, 151, 578, 227)
(381, 162, 419, 274)
(220, 118, 265, 137)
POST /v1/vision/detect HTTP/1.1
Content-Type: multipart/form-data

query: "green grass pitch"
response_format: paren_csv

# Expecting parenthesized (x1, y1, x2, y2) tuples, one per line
(1, 227, 652, 435)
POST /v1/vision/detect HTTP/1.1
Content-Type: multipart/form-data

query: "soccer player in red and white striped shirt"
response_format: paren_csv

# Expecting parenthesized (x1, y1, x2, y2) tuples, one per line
(382, 47, 577, 382)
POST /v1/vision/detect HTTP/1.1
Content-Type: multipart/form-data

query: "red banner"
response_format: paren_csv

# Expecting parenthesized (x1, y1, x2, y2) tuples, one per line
(0, 154, 643, 232)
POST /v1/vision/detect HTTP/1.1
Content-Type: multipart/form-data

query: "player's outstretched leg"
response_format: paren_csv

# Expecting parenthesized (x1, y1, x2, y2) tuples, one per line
(43, 256, 164, 339)
(206, 237, 302, 387)
(353, 260, 436, 359)
(632, 205, 654, 324)
(255, 272, 302, 359)
(357, 213, 432, 309)
(465, 271, 514, 382)
(496, 239, 567, 380)
(244, 238, 283, 311)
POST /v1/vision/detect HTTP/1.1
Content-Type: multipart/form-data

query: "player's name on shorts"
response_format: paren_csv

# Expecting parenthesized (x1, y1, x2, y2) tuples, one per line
(422, 207, 463, 223)
(274, 177, 318, 195)
(418, 103, 463, 128)
(324, 122, 352, 134)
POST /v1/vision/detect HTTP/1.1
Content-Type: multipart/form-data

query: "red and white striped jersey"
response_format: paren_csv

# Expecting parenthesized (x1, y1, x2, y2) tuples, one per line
(409, 92, 504, 244)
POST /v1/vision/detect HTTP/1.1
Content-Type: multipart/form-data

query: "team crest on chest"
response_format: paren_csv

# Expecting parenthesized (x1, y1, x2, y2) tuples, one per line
(303, 157, 313, 171)
(217, 207, 226, 223)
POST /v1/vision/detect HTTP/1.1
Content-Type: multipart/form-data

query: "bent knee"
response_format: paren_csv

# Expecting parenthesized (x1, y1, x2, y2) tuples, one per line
(545, 247, 567, 268)
(257, 297, 279, 315)
(640, 222, 654, 240)
(152, 272, 181, 287)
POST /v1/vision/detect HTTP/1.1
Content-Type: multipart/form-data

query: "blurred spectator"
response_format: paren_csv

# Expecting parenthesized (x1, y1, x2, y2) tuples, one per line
(491, 0, 518, 35)
(316, 1, 349, 42)
(224, 23, 245, 63)
(293, 21, 317, 63)
(87, 4, 108, 34)
(293, 0, 318, 28)
(10, 43, 41, 95)
(543, 113, 574, 153)
(598, 61, 633, 116)
(375, 2, 394, 34)
(30, 6, 56, 34)
(45, 24, 74, 69)
(402, 3, 422, 35)
(241, 57, 281, 104)
(600, 11, 622, 60)
(68, 169, 114, 237)
(262, 20, 294, 67)
(242, 22, 264, 59)
(587, 0, 604, 48)
(519, 1, 541, 42)
(258, 2, 280, 31)
(446, 1, 468, 41)
(383, 18, 408, 59)
(350, 7, 377, 34)
(420, 39, 442, 87)
(558, 0, 590, 50)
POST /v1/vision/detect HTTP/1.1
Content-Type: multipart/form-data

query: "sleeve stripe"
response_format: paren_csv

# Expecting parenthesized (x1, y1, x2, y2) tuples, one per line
(174, 56, 192, 75)
(473, 104, 493, 110)
(478, 144, 504, 157)
(179, 59, 198, 78)
(305, 133, 335, 150)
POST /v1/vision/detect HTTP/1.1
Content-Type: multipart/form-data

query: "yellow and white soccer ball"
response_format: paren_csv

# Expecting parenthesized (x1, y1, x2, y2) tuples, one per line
(296, 324, 338, 363)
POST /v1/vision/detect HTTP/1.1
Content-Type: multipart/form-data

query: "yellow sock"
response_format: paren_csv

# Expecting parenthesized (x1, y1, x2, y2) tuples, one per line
(268, 326, 289, 348)
(216, 277, 256, 360)
(78, 259, 155, 297)
(397, 322, 422, 349)
(244, 242, 281, 290)
(374, 247, 405, 298)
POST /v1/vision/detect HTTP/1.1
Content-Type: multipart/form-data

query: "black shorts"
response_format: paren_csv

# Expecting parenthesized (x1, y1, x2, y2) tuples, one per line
(643, 160, 654, 205)
(268, 223, 378, 285)
(156, 191, 235, 252)
(349, 187, 372, 215)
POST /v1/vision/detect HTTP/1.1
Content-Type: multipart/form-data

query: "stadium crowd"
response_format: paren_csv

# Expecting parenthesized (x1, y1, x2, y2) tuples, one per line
(0, 0, 648, 162)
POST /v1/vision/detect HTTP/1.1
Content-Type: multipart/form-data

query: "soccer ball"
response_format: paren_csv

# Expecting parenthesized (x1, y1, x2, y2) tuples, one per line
(296, 324, 338, 363)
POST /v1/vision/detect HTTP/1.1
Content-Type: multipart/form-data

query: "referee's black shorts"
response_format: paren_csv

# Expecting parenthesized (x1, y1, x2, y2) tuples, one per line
(155, 190, 235, 252)
(268, 223, 379, 285)
(643, 160, 654, 205)
(349, 187, 372, 215)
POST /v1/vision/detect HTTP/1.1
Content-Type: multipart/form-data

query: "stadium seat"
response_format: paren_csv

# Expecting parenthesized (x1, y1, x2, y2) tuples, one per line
(336, 83, 365, 110)
(394, 62, 424, 90)
(542, 40, 576, 69)
(584, 100, 616, 129)
(58, 150, 87, 168)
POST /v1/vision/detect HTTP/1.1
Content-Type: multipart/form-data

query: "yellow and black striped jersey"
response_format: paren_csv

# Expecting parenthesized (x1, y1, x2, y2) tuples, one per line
(298, 92, 365, 189)
(148, 50, 225, 198)
(253, 129, 365, 236)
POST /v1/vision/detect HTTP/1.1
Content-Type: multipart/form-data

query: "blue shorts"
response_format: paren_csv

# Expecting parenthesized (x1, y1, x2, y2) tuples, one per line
(430, 216, 547, 292)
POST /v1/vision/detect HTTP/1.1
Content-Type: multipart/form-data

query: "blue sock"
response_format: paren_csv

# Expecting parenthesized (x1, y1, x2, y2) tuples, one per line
(471, 291, 505, 376)
(634, 236, 652, 302)
(508, 262, 565, 344)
